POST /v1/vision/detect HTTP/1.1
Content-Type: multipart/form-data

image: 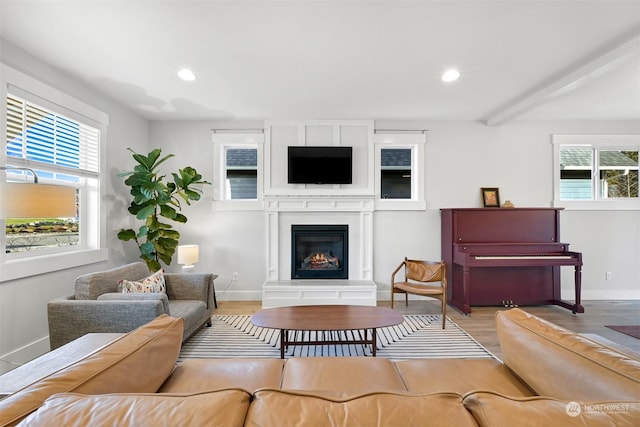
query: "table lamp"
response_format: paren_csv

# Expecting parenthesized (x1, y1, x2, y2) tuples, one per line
(177, 244, 199, 273)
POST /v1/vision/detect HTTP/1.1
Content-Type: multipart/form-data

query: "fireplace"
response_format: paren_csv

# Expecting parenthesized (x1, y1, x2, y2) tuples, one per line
(291, 225, 348, 279)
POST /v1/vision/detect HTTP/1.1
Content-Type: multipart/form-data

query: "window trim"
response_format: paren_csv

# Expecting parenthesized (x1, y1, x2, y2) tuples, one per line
(212, 132, 264, 211)
(374, 132, 426, 211)
(552, 134, 640, 211)
(1, 63, 108, 282)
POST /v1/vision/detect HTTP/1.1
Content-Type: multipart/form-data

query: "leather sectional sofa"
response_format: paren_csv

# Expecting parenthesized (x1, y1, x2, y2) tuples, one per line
(1, 308, 638, 426)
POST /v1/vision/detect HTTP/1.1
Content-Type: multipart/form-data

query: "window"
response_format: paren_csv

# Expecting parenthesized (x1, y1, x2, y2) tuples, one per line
(225, 148, 257, 199)
(4, 94, 100, 254)
(381, 148, 412, 199)
(553, 135, 639, 210)
(374, 132, 426, 210)
(212, 131, 264, 210)
(1, 64, 108, 281)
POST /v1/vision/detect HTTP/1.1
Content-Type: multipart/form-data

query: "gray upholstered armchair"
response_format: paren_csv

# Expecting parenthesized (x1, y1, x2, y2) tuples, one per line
(47, 262, 216, 349)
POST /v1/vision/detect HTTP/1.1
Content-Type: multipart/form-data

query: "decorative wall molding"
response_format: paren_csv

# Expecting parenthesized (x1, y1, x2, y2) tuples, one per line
(264, 194, 375, 213)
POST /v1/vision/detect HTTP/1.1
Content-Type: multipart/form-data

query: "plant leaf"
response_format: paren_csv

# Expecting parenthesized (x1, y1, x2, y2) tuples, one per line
(136, 204, 156, 220)
(117, 229, 136, 241)
(136, 226, 148, 239)
(160, 204, 177, 219)
(139, 241, 155, 256)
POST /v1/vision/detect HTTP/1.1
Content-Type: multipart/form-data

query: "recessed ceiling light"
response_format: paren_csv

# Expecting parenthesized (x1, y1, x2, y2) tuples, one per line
(177, 68, 196, 81)
(442, 68, 461, 82)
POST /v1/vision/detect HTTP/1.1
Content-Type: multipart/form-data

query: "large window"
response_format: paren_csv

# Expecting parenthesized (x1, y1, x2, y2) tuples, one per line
(553, 135, 639, 209)
(1, 64, 108, 281)
(4, 94, 100, 253)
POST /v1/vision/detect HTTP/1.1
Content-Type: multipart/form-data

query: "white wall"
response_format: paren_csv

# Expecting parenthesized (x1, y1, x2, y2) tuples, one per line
(376, 120, 640, 300)
(1, 38, 638, 371)
(151, 119, 640, 304)
(0, 39, 149, 372)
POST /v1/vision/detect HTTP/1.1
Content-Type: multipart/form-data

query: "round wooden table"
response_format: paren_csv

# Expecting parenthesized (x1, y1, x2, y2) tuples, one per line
(251, 305, 404, 358)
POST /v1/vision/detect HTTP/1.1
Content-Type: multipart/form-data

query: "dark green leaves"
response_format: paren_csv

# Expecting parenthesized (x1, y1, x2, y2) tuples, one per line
(117, 229, 136, 241)
(116, 148, 210, 271)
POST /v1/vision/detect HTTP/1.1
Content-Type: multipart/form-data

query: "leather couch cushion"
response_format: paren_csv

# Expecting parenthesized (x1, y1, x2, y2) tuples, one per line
(159, 358, 285, 394)
(497, 308, 640, 401)
(463, 391, 640, 427)
(280, 357, 406, 398)
(19, 389, 251, 427)
(396, 358, 535, 397)
(246, 389, 478, 427)
(0, 315, 182, 427)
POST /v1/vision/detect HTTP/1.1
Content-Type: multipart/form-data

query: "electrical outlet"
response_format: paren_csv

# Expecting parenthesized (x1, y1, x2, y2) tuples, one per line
(606, 271, 613, 280)
(232, 272, 239, 281)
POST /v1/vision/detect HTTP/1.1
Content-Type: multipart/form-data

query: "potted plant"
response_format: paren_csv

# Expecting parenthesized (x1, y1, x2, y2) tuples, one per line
(117, 148, 209, 271)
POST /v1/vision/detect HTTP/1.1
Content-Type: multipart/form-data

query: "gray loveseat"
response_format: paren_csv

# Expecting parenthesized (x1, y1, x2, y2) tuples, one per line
(47, 262, 216, 349)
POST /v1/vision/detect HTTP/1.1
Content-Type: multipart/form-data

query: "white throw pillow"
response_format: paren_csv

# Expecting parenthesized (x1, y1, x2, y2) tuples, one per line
(119, 269, 166, 293)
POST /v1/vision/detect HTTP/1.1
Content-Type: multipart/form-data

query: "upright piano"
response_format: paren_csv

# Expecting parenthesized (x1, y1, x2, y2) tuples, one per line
(440, 208, 583, 315)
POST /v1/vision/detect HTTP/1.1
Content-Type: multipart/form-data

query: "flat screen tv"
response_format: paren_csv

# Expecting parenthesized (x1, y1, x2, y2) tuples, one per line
(288, 146, 353, 184)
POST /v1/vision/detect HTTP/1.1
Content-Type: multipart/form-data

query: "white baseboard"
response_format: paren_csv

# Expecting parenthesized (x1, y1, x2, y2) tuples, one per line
(0, 335, 49, 375)
(213, 289, 640, 303)
(215, 289, 263, 301)
(580, 290, 640, 300)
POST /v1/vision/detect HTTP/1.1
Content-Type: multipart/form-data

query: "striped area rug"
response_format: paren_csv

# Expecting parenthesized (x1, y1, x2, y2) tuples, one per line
(180, 315, 497, 360)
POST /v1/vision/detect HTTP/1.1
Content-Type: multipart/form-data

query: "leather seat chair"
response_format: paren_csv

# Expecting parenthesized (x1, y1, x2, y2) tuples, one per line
(391, 258, 447, 329)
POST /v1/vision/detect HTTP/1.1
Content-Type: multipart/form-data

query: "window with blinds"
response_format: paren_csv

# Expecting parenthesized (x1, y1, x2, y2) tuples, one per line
(4, 93, 101, 254)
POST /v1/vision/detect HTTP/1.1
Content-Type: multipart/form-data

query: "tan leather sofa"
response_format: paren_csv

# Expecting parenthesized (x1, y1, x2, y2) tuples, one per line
(1, 309, 638, 426)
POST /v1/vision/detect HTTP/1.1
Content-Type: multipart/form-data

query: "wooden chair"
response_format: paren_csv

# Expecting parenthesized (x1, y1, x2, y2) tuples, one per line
(391, 258, 447, 329)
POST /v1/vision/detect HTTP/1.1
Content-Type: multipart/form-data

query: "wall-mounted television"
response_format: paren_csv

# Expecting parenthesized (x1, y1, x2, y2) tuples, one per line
(287, 146, 353, 184)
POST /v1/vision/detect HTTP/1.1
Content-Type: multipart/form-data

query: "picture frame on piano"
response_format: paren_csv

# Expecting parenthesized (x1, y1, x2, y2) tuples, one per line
(481, 187, 500, 207)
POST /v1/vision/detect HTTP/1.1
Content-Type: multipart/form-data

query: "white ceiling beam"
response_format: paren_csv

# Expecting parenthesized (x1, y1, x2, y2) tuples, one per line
(484, 32, 640, 126)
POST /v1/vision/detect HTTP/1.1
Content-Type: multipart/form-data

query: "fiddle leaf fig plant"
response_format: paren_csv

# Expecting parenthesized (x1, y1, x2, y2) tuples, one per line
(117, 148, 210, 271)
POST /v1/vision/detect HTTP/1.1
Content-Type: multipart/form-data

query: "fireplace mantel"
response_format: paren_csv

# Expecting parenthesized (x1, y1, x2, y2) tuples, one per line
(265, 194, 374, 284)
(264, 194, 375, 213)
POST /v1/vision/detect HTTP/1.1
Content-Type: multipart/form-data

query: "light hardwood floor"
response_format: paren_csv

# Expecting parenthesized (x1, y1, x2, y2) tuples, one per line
(214, 300, 640, 360)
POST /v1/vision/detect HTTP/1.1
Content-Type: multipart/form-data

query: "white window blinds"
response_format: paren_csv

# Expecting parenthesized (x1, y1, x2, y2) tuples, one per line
(6, 94, 100, 178)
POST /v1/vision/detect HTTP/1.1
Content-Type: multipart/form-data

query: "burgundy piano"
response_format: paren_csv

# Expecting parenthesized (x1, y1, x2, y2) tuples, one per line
(441, 208, 584, 315)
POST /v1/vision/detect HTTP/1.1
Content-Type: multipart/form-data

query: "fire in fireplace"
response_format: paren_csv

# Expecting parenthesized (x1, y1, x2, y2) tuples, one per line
(291, 225, 348, 279)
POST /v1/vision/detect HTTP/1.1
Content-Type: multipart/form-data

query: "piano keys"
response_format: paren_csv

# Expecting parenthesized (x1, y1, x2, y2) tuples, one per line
(441, 208, 584, 315)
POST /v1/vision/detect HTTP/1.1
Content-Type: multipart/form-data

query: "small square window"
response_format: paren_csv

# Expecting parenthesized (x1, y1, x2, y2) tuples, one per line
(374, 132, 426, 210)
(225, 148, 257, 200)
(212, 132, 264, 209)
(598, 150, 638, 199)
(381, 148, 412, 199)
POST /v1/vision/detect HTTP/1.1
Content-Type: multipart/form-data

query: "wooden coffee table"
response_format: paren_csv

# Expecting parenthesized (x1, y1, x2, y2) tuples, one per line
(251, 305, 404, 358)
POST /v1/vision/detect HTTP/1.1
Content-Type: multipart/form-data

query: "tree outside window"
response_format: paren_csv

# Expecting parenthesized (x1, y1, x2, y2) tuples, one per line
(560, 147, 638, 200)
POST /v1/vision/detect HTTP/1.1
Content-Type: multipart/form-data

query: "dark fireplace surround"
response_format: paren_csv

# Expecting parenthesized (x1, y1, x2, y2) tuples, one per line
(291, 224, 348, 279)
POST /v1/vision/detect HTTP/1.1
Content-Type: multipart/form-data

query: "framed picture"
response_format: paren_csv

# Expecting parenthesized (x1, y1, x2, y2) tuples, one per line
(481, 187, 500, 207)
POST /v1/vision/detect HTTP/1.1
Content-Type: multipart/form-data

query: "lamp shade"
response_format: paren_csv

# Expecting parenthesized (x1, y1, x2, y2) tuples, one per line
(0, 182, 77, 218)
(177, 244, 199, 266)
